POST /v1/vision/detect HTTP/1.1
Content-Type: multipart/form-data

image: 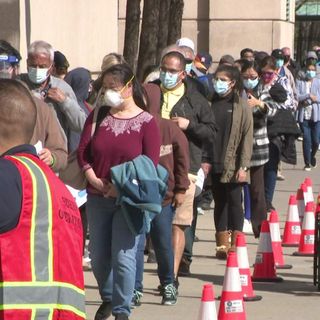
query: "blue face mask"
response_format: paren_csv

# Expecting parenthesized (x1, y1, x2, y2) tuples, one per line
(306, 70, 316, 79)
(214, 79, 230, 96)
(243, 78, 259, 90)
(185, 63, 193, 74)
(275, 59, 284, 68)
(159, 70, 180, 89)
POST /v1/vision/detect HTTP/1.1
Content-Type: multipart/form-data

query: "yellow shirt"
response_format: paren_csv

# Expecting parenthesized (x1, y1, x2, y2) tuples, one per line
(161, 83, 185, 119)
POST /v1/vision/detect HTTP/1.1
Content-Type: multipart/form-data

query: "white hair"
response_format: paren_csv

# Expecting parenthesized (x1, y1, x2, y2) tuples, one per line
(28, 40, 54, 61)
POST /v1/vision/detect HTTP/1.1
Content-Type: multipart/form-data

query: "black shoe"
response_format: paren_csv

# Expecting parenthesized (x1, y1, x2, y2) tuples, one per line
(115, 314, 129, 320)
(311, 156, 317, 168)
(177, 256, 191, 277)
(266, 201, 275, 213)
(161, 283, 177, 305)
(131, 289, 143, 308)
(94, 301, 112, 320)
(146, 250, 157, 263)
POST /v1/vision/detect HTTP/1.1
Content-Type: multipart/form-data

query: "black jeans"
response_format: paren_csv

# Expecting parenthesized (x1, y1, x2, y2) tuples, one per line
(211, 173, 243, 231)
(249, 165, 267, 237)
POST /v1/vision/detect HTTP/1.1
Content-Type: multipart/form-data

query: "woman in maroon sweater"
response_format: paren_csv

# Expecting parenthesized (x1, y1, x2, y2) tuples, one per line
(77, 64, 160, 320)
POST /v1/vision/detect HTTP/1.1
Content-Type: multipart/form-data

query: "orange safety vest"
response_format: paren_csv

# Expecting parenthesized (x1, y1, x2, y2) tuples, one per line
(0, 153, 85, 319)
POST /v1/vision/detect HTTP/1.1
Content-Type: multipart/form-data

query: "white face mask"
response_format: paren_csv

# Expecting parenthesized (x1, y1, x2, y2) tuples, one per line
(104, 89, 124, 108)
(28, 67, 49, 84)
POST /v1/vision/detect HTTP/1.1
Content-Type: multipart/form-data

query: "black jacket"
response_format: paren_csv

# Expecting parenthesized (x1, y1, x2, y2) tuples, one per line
(155, 78, 216, 174)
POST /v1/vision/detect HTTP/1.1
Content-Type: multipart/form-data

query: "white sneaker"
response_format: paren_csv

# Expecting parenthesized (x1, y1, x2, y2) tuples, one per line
(197, 207, 205, 215)
(242, 219, 253, 235)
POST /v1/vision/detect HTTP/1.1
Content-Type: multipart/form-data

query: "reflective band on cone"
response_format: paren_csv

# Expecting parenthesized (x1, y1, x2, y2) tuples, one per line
(269, 211, 292, 269)
(293, 201, 315, 256)
(252, 221, 283, 282)
(218, 252, 246, 320)
(235, 233, 262, 302)
(282, 195, 301, 247)
(198, 283, 217, 320)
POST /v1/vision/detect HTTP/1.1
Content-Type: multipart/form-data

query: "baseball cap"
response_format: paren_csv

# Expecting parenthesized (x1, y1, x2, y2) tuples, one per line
(176, 37, 195, 52)
(307, 51, 318, 60)
(54, 51, 69, 69)
(194, 52, 212, 70)
(271, 49, 284, 60)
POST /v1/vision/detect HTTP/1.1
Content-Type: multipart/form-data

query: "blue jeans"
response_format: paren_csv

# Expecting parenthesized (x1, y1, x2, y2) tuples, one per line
(87, 195, 140, 316)
(264, 142, 280, 204)
(300, 120, 320, 165)
(135, 204, 174, 290)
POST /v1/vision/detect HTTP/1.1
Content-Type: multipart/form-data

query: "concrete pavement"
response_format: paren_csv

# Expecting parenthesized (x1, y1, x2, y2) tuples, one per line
(84, 145, 320, 319)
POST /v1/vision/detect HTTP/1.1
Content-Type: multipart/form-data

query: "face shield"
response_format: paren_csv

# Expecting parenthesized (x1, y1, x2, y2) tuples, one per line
(0, 54, 18, 79)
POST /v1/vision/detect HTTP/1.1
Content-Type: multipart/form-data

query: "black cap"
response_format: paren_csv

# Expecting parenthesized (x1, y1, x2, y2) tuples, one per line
(54, 51, 69, 69)
(271, 49, 284, 60)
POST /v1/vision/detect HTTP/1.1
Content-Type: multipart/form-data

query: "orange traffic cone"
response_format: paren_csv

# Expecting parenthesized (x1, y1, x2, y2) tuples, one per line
(269, 210, 292, 269)
(304, 177, 314, 203)
(282, 195, 301, 247)
(235, 233, 262, 302)
(198, 283, 217, 320)
(218, 252, 246, 320)
(296, 183, 307, 223)
(252, 220, 283, 282)
(293, 201, 315, 256)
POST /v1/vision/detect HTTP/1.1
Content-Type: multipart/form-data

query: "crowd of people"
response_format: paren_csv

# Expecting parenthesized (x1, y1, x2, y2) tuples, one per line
(0, 37, 319, 320)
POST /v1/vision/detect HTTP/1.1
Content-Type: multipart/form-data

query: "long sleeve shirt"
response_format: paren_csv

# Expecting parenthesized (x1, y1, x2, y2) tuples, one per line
(78, 109, 160, 195)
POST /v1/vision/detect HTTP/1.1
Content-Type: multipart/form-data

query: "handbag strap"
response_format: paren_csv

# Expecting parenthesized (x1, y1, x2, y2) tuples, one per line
(90, 105, 100, 137)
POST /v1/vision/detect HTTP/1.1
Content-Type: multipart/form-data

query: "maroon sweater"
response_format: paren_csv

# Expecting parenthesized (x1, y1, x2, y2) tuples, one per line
(77, 109, 160, 195)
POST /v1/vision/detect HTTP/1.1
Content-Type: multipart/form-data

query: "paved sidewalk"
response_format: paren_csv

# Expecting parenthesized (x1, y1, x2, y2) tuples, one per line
(84, 146, 320, 319)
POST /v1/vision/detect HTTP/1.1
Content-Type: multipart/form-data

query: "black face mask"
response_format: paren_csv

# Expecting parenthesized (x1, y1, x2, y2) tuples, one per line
(284, 55, 290, 63)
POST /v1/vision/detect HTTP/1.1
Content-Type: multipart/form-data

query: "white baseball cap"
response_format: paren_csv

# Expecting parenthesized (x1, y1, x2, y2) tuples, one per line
(176, 37, 195, 52)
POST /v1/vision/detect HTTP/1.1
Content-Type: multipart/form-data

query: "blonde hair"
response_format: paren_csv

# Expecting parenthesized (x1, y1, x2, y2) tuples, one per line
(101, 53, 126, 72)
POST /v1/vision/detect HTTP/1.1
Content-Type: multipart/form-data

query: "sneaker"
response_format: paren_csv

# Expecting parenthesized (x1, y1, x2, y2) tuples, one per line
(197, 207, 205, 215)
(311, 157, 317, 168)
(174, 278, 179, 295)
(201, 202, 214, 210)
(94, 301, 112, 320)
(161, 283, 177, 305)
(304, 165, 311, 171)
(276, 173, 285, 181)
(115, 314, 129, 320)
(242, 219, 253, 235)
(131, 289, 143, 308)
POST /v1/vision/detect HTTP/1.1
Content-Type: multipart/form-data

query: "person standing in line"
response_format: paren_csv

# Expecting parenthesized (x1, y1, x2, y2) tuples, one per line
(296, 60, 320, 170)
(78, 63, 161, 320)
(241, 60, 279, 237)
(19, 40, 86, 151)
(0, 40, 68, 172)
(204, 64, 253, 259)
(154, 49, 216, 280)
(133, 83, 190, 307)
(0, 79, 85, 319)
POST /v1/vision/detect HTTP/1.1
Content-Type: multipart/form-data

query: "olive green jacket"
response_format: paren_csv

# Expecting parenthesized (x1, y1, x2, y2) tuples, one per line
(220, 95, 253, 183)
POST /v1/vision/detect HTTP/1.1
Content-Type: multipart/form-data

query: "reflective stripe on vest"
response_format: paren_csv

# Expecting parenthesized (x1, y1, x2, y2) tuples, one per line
(0, 156, 85, 319)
